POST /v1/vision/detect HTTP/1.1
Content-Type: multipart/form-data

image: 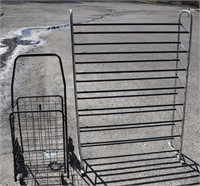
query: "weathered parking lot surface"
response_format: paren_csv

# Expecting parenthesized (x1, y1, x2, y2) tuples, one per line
(0, 1, 199, 185)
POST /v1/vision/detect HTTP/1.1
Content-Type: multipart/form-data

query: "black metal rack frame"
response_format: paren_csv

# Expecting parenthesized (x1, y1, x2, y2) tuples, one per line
(70, 9, 200, 185)
(10, 54, 69, 185)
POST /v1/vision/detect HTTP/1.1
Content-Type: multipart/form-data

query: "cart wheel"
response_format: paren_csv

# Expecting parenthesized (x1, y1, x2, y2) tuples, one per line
(61, 173, 68, 185)
(19, 177, 26, 185)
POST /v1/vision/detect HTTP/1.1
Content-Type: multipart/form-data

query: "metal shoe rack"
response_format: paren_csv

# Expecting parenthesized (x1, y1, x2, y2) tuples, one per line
(70, 9, 200, 185)
(9, 54, 69, 185)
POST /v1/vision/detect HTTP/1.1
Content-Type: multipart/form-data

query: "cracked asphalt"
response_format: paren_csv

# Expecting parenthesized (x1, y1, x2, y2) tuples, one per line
(0, 1, 199, 185)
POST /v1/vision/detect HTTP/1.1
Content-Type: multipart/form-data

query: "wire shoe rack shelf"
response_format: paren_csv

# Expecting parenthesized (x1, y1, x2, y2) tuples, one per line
(70, 9, 200, 185)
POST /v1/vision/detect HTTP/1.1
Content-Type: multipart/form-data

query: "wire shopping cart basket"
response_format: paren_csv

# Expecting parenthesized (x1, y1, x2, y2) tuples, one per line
(9, 54, 70, 185)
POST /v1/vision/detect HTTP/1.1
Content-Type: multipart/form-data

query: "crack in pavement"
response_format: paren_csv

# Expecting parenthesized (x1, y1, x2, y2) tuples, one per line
(0, 8, 143, 69)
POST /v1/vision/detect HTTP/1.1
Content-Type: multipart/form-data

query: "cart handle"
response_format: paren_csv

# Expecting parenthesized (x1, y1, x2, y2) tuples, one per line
(11, 53, 66, 110)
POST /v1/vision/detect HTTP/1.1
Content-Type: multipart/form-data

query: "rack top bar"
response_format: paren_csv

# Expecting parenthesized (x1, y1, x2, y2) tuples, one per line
(74, 23, 182, 26)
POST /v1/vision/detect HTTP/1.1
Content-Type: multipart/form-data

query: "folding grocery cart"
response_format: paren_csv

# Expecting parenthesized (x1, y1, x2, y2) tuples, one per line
(70, 9, 200, 185)
(9, 54, 69, 185)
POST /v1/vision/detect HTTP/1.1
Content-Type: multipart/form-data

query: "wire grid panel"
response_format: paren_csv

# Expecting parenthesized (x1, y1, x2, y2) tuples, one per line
(12, 96, 66, 185)
(72, 14, 187, 161)
(16, 96, 63, 112)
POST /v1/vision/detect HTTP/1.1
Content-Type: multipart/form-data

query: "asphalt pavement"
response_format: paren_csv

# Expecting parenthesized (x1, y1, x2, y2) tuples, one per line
(0, 1, 199, 185)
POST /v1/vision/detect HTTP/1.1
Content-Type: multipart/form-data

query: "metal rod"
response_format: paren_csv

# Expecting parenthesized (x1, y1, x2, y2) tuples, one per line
(100, 164, 194, 176)
(17, 95, 63, 100)
(74, 22, 182, 26)
(80, 123, 175, 132)
(77, 86, 185, 94)
(26, 165, 40, 185)
(77, 92, 177, 100)
(75, 50, 187, 55)
(81, 135, 181, 147)
(16, 100, 24, 153)
(75, 58, 180, 64)
(88, 162, 193, 174)
(101, 170, 194, 181)
(76, 76, 178, 83)
(83, 160, 107, 185)
(79, 108, 176, 116)
(76, 69, 186, 74)
(96, 171, 197, 184)
(9, 114, 17, 181)
(123, 176, 200, 186)
(80, 120, 182, 129)
(78, 103, 183, 112)
(90, 156, 177, 167)
(74, 41, 181, 46)
(83, 150, 178, 160)
(179, 10, 193, 158)
(70, 9, 83, 164)
(74, 31, 188, 34)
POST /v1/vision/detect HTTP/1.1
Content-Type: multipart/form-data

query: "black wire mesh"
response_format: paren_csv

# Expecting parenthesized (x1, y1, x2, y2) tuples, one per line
(11, 96, 66, 185)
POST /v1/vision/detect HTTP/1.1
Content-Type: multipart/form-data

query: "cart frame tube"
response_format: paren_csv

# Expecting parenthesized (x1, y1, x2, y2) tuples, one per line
(10, 53, 69, 177)
(70, 9, 83, 164)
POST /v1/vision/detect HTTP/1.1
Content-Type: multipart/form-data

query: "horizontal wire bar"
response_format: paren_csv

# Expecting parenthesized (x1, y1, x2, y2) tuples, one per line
(74, 31, 188, 34)
(74, 41, 181, 46)
(81, 135, 181, 147)
(11, 110, 63, 114)
(89, 156, 177, 167)
(83, 150, 178, 161)
(74, 23, 182, 26)
(17, 95, 63, 99)
(76, 69, 186, 74)
(24, 175, 64, 180)
(88, 163, 198, 183)
(75, 50, 187, 55)
(97, 171, 197, 184)
(89, 161, 180, 174)
(78, 92, 177, 100)
(80, 119, 182, 129)
(98, 174, 199, 185)
(24, 161, 64, 168)
(75, 58, 180, 64)
(78, 108, 176, 117)
(100, 169, 196, 178)
(76, 76, 178, 83)
(80, 123, 175, 132)
(87, 161, 183, 173)
(178, 183, 200, 186)
(77, 86, 185, 94)
(21, 127, 63, 131)
(78, 103, 183, 112)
